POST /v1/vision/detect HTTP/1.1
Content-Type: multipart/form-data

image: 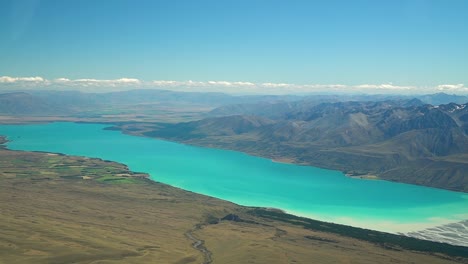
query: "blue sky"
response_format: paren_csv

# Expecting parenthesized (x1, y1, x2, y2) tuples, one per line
(0, 0, 467, 94)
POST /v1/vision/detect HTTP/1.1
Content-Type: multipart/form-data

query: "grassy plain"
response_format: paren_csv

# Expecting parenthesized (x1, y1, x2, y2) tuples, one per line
(0, 103, 212, 125)
(0, 137, 467, 263)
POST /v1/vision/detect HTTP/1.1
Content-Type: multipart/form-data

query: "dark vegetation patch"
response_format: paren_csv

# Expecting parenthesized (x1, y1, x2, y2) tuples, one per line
(304, 235, 338, 243)
(249, 208, 468, 259)
(220, 214, 262, 226)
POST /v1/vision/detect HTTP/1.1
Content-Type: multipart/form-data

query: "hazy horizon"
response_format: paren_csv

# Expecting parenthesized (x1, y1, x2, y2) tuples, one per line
(0, 76, 467, 95)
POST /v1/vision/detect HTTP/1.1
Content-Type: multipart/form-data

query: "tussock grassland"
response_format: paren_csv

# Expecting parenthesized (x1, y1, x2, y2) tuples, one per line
(0, 142, 466, 264)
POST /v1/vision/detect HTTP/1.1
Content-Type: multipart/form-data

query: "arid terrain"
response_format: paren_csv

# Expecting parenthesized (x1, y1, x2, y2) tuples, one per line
(1, 137, 467, 264)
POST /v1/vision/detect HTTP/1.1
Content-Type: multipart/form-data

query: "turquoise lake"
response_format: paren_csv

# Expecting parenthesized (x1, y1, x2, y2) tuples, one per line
(1, 122, 467, 233)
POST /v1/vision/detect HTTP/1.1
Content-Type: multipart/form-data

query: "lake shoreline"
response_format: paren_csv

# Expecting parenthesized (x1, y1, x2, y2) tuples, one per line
(2, 133, 468, 248)
(116, 124, 468, 194)
(1, 144, 467, 262)
(1, 121, 468, 248)
(2, 119, 466, 194)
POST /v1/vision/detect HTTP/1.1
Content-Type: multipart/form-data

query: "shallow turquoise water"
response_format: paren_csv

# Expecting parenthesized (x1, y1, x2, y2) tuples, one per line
(1, 122, 467, 232)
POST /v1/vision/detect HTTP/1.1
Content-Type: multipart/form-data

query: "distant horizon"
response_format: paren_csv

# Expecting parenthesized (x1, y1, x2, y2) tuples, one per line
(0, 75, 467, 96)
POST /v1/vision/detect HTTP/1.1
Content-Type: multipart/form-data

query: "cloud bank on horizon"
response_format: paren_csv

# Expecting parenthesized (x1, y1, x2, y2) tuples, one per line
(0, 76, 467, 95)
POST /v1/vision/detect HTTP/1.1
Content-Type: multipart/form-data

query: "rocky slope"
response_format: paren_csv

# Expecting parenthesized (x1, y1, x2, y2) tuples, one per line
(136, 100, 468, 192)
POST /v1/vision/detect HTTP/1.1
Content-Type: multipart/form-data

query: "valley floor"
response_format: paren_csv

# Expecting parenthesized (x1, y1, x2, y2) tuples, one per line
(0, 138, 467, 263)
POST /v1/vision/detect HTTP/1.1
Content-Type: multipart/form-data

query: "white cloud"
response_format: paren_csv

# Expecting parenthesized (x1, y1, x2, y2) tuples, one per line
(0, 76, 467, 95)
(151, 80, 257, 93)
(0, 76, 46, 83)
(20, 76, 46, 82)
(152, 80, 181, 86)
(65, 78, 141, 87)
(354, 83, 415, 90)
(150, 81, 358, 94)
(0, 76, 16, 83)
(260, 82, 293, 88)
(0, 76, 142, 90)
(436, 84, 468, 92)
(54, 77, 71, 83)
(232, 81, 256, 86)
(302, 84, 347, 89)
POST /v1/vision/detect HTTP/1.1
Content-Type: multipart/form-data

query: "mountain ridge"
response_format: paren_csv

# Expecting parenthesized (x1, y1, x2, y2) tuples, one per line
(1, 90, 467, 191)
(133, 100, 468, 192)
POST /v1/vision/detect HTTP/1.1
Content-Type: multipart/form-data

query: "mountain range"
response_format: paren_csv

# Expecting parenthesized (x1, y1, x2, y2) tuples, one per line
(1, 89, 467, 191)
(139, 99, 468, 192)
